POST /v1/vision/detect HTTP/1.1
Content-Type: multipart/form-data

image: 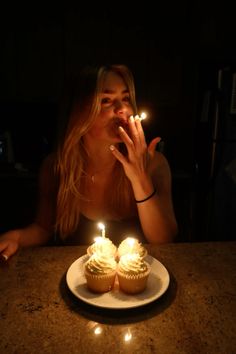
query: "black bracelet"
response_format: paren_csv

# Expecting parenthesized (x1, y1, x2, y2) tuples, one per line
(135, 188, 156, 203)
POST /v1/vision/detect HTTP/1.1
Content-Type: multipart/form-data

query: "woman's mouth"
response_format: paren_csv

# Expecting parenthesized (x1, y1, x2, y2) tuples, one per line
(113, 118, 130, 135)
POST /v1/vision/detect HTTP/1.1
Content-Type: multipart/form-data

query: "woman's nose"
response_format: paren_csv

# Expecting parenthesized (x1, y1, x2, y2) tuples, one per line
(114, 100, 126, 115)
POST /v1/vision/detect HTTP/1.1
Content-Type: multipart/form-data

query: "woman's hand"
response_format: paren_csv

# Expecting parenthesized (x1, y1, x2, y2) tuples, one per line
(0, 232, 20, 261)
(110, 115, 177, 243)
(110, 115, 161, 184)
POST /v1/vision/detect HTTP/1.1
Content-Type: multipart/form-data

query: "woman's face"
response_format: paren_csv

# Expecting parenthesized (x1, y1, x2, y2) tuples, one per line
(87, 71, 134, 143)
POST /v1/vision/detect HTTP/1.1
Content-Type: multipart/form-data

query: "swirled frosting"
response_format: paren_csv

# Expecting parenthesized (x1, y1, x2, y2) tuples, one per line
(118, 253, 148, 275)
(85, 253, 117, 275)
(118, 237, 147, 258)
(88, 237, 117, 257)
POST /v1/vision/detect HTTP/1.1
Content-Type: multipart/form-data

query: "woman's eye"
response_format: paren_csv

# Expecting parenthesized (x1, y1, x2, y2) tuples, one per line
(101, 96, 130, 105)
(101, 97, 111, 104)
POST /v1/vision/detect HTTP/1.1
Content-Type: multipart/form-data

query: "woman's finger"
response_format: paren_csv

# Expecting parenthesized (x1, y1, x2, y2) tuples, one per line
(118, 126, 135, 151)
(134, 115, 146, 147)
(0, 240, 18, 261)
(0, 254, 8, 261)
(109, 145, 128, 166)
(148, 137, 162, 158)
(127, 115, 141, 147)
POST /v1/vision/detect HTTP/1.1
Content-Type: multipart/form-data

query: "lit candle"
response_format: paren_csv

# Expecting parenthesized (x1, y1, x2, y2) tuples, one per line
(94, 236, 103, 243)
(134, 112, 147, 121)
(97, 222, 106, 238)
(126, 237, 136, 252)
(140, 112, 147, 121)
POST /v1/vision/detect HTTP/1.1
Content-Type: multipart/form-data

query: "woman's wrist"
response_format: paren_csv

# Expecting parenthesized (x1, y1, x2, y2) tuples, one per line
(135, 188, 156, 203)
(2, 230, 20, 243)
(131, 174, 155, 202)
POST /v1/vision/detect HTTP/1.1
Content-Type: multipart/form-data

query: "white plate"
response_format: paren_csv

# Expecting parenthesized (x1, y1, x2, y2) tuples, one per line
(66, 254, 170, 309)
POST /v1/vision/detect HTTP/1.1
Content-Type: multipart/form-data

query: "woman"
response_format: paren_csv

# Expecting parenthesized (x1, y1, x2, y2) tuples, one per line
(0, 64, 178, 260)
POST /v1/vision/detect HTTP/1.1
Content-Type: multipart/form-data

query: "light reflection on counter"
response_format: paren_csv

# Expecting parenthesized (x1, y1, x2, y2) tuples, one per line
(87, 322, 133, 344)
(87, 321, 103, 336)
(94, 325, 103, 335)
(124, 328, 132, 342)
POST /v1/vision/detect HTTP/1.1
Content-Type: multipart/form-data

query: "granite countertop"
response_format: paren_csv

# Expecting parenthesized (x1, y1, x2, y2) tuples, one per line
(0, 242, 236, 354)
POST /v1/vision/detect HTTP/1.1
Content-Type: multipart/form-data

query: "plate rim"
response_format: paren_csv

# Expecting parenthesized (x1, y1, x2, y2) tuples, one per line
(66, 254, 170, 309)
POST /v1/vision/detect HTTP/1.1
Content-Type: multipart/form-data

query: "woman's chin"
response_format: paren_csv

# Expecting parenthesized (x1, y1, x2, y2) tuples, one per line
(110, 126, 130, 142)
(109, 131, 123, 142)
(111, 136, 123, 143)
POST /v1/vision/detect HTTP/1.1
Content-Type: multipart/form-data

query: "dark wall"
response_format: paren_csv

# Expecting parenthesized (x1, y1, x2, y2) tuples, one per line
(1, 4, 234, 167)
(0, 3, 235, 240)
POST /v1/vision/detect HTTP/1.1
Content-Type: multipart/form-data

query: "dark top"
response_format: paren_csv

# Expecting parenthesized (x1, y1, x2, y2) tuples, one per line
(54, 214, 146, 246)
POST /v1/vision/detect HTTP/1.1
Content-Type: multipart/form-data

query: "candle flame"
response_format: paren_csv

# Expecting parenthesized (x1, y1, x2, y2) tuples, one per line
(97, 222, 106, 237)
(98, 222, 105, 230)
(94, 236, 103, 243)
(133, 112, 147, 121)
(140, 112, 147, 120)
(127, 237, 135, 246)
(126, 237, 137, 247)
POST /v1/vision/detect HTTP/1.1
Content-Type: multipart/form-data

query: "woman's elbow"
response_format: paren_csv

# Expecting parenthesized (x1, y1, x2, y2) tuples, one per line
(170, 219, 178, 242)
(159, 221, 178, 244)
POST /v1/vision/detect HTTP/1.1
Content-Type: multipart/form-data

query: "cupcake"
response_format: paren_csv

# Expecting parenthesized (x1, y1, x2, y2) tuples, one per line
(117, 253, 151, 294)
(117, 237, 147, 260)
(87, 236, 117, 258)
(84, 252, 117, 293)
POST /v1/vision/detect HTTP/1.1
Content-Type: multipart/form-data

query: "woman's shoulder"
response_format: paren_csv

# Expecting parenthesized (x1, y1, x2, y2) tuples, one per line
(41, 152, 56, 169)
(39, 152, 58, 185)
(149, 151, 171, 174)
(149, 151, 172, 192)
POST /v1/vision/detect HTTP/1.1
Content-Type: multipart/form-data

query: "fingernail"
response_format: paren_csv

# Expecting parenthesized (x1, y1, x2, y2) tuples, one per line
(129, 115, 134, 122)
(2, 254, 8, 261)
(134, 115, 140, 121)
(109, 145, 115, 151)
(119, 126, 124, 132)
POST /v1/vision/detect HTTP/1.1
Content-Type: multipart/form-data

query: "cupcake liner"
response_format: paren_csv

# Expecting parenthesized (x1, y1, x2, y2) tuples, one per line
(117, 263, 151, 294)
(84, 269, 116, 293)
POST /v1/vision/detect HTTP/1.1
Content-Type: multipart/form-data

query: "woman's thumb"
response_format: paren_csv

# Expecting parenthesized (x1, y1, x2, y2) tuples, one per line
(0, 240, 19, 261)
(148, 137, 162, 157)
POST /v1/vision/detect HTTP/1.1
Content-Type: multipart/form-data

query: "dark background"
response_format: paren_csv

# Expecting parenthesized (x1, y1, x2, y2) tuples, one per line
(0, 3, 235, 241)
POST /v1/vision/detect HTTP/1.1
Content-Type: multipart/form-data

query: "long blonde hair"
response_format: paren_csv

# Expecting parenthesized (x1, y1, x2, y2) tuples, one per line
(55, 65, 138, 238)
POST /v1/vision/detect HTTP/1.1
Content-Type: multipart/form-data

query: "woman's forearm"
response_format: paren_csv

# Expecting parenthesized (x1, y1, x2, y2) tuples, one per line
(136, 195, 178, 243)
(131, 172, 178, 243)
(4, 223, 52, 247)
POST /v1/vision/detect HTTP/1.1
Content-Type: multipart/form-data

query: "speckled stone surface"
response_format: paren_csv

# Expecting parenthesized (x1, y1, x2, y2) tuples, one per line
(0, 242, 235, 354)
